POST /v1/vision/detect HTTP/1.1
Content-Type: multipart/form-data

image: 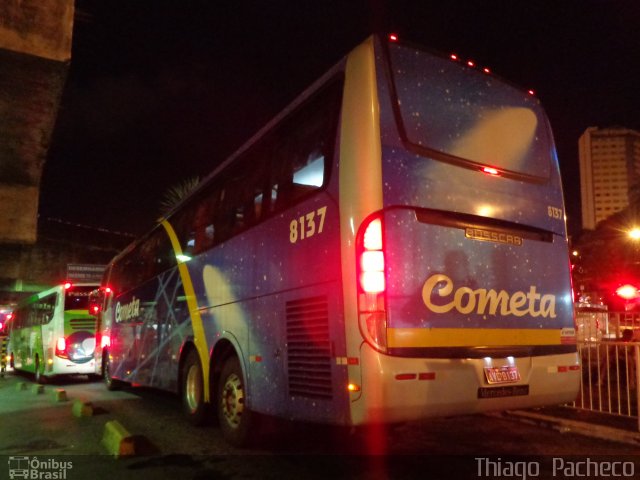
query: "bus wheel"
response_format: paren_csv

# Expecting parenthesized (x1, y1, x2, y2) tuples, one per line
(103, 352, 121, 391)
(181, 349, 207, 425)
(217, 356, 255, 447)
(34, 356, 46, 384)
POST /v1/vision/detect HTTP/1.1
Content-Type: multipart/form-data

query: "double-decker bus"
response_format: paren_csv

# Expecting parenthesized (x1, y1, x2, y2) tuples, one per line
(7, 282, 98, 382)
(93, 34, 580, 446)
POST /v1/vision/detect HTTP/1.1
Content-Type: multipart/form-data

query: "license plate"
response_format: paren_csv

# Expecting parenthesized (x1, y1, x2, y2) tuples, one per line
(484, 366, 520, 384)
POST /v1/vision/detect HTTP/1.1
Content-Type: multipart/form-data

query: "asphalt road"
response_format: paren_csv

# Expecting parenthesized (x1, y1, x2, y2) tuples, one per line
(0, 370, 637, 480)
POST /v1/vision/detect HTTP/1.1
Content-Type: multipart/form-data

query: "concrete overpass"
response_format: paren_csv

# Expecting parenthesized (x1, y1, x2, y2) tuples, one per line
(0, 1, 130, 304)
(0, 0, 73, 244)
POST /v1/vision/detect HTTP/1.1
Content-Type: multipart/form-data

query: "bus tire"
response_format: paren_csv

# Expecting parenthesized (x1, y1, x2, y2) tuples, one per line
(103, 351, 121, 391)
(181, 349, 207, 426)
(34, 356, 46, 384)
(217, 356, 255, 447)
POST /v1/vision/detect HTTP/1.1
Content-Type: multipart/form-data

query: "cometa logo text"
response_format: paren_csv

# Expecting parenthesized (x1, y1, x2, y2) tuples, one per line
(115, 297, 140, 322)
(422, 273, 556, 318)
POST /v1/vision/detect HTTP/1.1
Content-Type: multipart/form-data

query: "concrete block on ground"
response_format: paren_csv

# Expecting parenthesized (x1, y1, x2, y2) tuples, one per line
(53, 388, 68, 402)
(72, 399, 94, 417)
(32, 384, 44, 394)
(102, 420, 136, 457)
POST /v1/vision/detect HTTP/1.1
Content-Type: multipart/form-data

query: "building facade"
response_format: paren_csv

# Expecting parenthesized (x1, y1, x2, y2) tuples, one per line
(579, 126, 640, 230)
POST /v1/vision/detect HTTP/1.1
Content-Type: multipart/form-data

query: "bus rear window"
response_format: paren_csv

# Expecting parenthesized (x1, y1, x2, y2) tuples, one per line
(64, 286, 94, 311)
(386, 42, 552, 179)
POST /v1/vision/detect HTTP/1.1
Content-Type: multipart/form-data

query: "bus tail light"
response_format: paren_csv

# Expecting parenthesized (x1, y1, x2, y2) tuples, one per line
(357, 215, 388, 352)
(55, 337, 68, 359)
(101, 334, 111, 349)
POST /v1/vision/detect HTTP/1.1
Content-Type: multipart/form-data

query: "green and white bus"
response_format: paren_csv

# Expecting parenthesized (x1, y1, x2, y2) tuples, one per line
(7, 282, 98, 382)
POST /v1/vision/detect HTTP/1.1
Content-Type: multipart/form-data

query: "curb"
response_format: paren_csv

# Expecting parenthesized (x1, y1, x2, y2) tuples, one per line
(499, 410, 640, 446)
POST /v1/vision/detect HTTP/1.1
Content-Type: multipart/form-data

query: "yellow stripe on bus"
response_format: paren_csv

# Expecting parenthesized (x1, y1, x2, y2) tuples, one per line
(160, 220, 210, 402)
(387, 328, 564, 348)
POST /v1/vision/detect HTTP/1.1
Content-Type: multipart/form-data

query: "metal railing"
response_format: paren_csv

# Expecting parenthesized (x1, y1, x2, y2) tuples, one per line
(572, 310, 640, 431)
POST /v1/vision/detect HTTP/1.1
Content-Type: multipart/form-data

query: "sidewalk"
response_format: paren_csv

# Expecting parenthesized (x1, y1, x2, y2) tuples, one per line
(501, 406, 640, 447)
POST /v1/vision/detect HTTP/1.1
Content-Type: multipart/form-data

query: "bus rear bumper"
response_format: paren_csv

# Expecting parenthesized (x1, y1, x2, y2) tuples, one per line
(348, 343, 580, 425)
(48, 356, 96, 376)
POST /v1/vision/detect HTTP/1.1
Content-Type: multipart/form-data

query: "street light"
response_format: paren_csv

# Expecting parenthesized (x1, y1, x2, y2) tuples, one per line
(628, 227, 640, 240)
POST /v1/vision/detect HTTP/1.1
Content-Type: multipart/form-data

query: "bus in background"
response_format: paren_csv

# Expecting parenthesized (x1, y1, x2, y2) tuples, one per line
(0, 306, 12, 335)
(7, 282, 98, 382)
(94, 34, 579, 446)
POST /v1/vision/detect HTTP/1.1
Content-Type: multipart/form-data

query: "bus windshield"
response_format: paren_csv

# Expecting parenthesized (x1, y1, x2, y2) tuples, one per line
(387, 42, 551, 179)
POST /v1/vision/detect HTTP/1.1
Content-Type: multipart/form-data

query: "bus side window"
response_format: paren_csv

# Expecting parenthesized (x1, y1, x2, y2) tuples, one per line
(140, 229, 176, 279)
(268, 80, 341, 213)
(215, 154, 268, 242)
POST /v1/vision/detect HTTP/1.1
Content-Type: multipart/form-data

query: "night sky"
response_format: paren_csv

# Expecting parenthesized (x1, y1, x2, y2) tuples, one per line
(39, 0, 640, 237)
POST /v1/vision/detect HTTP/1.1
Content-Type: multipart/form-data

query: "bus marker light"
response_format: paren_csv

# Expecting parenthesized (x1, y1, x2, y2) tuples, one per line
(347, 383, 361, 392)
(482, 166, 500, 176)
(47, 359, 53, 365)
(418, 372, 436, 380)
(389, 33, 398, 42)
(64, 282, 72, 290)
